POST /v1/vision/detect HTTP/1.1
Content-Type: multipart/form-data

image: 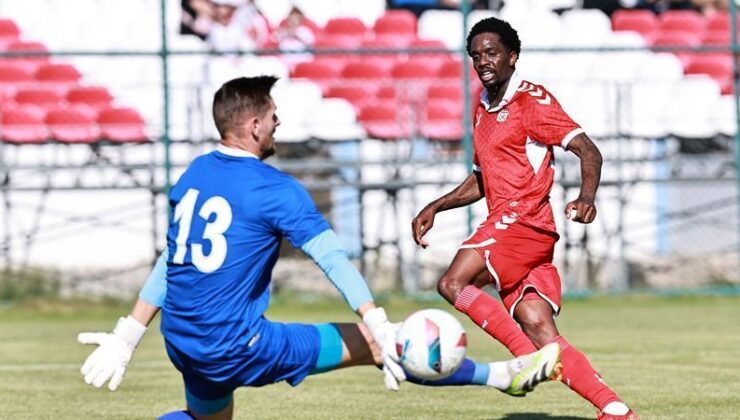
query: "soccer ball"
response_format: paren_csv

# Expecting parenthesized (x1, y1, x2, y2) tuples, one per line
(395, 309, 467, 380)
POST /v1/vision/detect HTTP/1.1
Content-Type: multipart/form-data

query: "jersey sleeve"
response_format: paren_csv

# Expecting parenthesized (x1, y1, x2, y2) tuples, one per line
(262, 176, 331, 248)
(522, 86, 583, 149)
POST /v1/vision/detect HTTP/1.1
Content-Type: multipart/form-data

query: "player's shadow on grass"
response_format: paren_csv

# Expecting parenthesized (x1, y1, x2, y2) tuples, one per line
(496, 413, 591, 420)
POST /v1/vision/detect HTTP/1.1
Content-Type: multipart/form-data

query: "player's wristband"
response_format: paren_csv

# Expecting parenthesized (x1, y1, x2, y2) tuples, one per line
(112, 316, 147, 348)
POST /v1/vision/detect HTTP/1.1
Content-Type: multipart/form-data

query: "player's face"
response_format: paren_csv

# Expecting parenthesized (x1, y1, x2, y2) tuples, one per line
(469, 33, 518, 89)
(257, 99, 280, 159)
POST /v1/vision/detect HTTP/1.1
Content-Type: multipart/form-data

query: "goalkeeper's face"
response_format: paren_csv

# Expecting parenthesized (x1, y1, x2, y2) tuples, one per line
(469, 33, 517, 90)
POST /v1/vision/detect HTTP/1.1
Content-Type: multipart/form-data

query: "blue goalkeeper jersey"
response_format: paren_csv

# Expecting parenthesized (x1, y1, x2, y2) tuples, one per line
(161, 146, 330, 363)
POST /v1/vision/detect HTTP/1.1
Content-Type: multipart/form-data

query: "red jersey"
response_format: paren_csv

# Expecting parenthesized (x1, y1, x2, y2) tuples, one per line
(472, 73, 583, 234)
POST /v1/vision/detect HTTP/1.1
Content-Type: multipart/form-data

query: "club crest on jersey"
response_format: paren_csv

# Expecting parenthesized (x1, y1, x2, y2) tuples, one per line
(497, 109, 509, 123)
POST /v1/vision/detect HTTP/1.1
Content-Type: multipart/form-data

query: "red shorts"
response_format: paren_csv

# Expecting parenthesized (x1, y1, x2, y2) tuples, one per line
(461, 218, 562, 316)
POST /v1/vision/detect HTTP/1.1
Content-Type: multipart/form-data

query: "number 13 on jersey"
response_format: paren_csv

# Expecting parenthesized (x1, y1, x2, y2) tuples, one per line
(172, 188, 233, 273)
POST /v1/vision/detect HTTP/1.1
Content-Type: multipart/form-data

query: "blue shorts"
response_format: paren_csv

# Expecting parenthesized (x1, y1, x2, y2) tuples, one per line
(164, 319, 343, 414)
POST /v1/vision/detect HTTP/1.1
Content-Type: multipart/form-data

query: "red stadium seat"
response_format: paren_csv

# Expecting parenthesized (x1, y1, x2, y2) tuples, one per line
(324, 17, 367, 37)
(14, 87, 65, 111)
(373, 10, 417, 36)
(611, 9, 658, 40)
(686, 55, 733, 94)
(292, 61, 341, 93)
(97, 107, 148, 143)
(356, 39, 404, 71)
(0, 106, 48, 144)
(358, 102, 412, 139)
(408, 39, 451, 72)
(427, 84, 463, 103)
(658, 10, 706, 34)
(651, 31, 701, 67)
(65, 86, 114, 111)
(34, 63, 82, 90)
(706, 12, 729, 32)
(45, 106, 99, 143)
(420, 99, 463, 141)
(3, 41, 50, 73)
(0, 18, 20, 48)
(324, 85, 375, 111)
(0, 65, 34, 97)
(391, 60, 437, 80)
(701, 30, 730, 46)
(341, 61, 389, 80)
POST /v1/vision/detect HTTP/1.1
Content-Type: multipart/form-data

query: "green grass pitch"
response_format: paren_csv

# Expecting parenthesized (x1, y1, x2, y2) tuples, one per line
(1, 294, 739, 419)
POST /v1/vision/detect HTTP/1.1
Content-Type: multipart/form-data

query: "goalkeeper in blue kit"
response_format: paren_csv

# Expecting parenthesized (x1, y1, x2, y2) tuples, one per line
(78, 76, 560, 420)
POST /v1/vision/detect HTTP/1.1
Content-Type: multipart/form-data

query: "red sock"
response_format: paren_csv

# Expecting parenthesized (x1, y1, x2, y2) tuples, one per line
(454, 285, 537, 356)
(551, 335, 621, 410)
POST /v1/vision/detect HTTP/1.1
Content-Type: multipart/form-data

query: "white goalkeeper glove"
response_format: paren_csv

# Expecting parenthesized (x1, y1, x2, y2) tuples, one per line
(77, 316, 147, 391)
(362, 307, 406, 391)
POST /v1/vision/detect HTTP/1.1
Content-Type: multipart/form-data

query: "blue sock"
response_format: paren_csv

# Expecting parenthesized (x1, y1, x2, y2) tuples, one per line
(157, 411, 194, 420)
(404, 358, 490, 386)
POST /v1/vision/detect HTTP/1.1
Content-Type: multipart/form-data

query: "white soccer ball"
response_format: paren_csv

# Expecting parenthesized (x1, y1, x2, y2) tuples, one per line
(395, 308, 467, 380)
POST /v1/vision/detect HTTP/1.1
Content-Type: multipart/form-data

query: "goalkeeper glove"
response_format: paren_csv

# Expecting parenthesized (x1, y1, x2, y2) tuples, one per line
(362, 307, 406, 391)
(77, 316, 147, 391)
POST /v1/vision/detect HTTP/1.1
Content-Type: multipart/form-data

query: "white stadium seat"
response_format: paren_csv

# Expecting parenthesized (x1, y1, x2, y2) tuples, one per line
(711, 95, 738, 137)
(663, 75, 721, 139)
(418, 10, 464, 49)
(308, 98, 366, 141)
(271, 80, 323, 143)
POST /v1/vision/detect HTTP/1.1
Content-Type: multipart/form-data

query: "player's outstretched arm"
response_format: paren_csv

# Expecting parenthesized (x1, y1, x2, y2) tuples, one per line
(564, 133, 602, 224)
(412, 171, 484, 248)
(301, 230, 406, 390)
(78, 250, 167, 391)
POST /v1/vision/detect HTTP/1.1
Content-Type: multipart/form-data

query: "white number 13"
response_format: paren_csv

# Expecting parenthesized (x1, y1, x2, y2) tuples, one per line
(172, 188, 233, 273)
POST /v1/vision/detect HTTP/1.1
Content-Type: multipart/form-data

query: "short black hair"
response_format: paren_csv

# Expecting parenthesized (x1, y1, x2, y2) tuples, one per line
(466, 17, 521, 56)
(212, 75, 278, 138)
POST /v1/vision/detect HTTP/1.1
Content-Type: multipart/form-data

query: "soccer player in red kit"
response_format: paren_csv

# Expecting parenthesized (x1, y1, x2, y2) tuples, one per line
(411, 17, 637, 420)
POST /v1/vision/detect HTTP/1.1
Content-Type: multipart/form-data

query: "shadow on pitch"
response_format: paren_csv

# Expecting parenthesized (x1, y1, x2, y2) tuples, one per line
(495, 414, 591, 420)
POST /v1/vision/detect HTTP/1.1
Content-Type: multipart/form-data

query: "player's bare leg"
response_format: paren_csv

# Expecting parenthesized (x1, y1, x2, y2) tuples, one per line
(436, 248, 488, 304)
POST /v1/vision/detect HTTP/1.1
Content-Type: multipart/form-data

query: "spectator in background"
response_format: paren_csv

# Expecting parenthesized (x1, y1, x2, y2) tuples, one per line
(179, 0, 270, 51)
(207, 0, 270, 51)
(275, 6, 316, 52)
(629, 0, 727, 14)
(388, 0, 488, 18)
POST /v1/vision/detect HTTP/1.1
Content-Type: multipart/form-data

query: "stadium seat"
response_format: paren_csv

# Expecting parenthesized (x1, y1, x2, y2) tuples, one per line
(373, 10, 417, 37)
(336, 0, 387, 27)
(358, 102, 412, 140)
(324, 17, 367, 40)
(710, 95, 736, 136)
(239, 56, 290, 80)
(341, 62, 390, 85)
(658, 10, 706, 35)
(0, 64, 34, 97)
(650, 31, 701, 68)
(355, 39, 405, 72)
(34, 63, 82, 91)
(420, 99, 463, 141)
(701, 30, 730, 47)
(611, 9, 658, 40)
(407, 39, 451, 72)
(685, 55, 732, 95)
(663, 75, 720, 138)
(97, 107, 148, 143)
(0, 18, 20, 48)
(560, 9, 612, 45)
(426, 84, 463, 103)
(0, 106, 48, 144)
(65, 86, 114, 111)
(324, 85, 374, 111)
(706, 12, 730, 32)
(14, 87, 65, 111)
(620, 81, 673, 138)
(271, 80, 322, 143)
(418, 10, 464, 49)
(589, 32, 649, 83)
(2, 41, 50, 73)
(45, 106, 99, 143)
(391, 60, 437, 80)
(307, 98, 365, 141)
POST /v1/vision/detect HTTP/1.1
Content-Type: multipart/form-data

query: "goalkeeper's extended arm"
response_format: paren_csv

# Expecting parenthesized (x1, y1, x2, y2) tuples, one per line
(301, 230, 406, 390)
(77, 250, 167, 391)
